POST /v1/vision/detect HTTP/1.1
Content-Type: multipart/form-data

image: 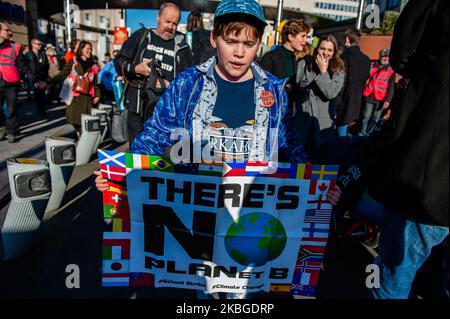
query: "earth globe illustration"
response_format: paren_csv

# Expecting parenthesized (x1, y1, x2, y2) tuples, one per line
(224, 212, 287, 267)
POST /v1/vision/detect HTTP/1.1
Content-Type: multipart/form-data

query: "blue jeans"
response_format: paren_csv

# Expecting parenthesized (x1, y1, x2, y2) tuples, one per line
(370, 205, 449, 299)
(359, 102, 383, 136)
(337, 124, 348, 137)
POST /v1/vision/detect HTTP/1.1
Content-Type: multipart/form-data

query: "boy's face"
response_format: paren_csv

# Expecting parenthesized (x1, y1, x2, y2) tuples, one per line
(288, 31, 308, 52)
(211, 30, 261, 82)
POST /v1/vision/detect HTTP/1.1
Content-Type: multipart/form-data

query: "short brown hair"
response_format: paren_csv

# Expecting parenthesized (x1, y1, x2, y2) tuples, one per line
(281, 19, 311, 44)
(344, 28, 362, 44)
(213, 15, 264, 41)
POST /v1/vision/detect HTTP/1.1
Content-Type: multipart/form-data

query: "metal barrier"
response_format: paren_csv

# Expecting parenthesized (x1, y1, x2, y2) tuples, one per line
(91, 108, 108, 153)
(45, 137, 76, 213)
(76, 114, 101, 166)
(99, 104, 113, 136)
(1, 158, 51, 260)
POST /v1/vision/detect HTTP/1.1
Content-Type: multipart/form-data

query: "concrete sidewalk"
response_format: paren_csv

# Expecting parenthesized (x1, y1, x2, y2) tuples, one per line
(0, 96, 76, 208)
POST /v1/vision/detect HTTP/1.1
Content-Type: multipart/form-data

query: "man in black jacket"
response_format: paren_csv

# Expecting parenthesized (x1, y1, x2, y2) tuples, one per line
(25, 38, 50, 117)
(357, 0, 449, 299)
(335, 28, 370, 136)
(259, 19, 310, 80)
(114, 2, 194, 144)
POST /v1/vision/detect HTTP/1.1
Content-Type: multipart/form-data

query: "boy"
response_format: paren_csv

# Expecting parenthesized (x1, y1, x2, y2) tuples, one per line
(96, 0, 340, 203)
(260, 18, 311, 80)
(95, 0, 341, 298)
(96, 0, 320, 178)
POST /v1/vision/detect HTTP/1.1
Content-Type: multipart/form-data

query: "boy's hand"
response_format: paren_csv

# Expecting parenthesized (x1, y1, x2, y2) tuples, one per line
(94, 170, 110, 192)
(326, 184, 342, 206)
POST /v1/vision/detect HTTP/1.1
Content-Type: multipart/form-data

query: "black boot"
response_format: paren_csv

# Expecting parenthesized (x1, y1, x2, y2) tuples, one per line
(7, 133, 16, 143)
(0, 127, 6, 141)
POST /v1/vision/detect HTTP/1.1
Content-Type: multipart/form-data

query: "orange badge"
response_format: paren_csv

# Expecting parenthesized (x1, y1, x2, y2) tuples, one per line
(261, 91, 275, 108)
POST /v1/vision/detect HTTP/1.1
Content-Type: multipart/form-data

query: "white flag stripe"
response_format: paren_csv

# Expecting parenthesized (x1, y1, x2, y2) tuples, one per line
(132, 154, 142, 169)
(300, 240, 328, 246)
(199, 164, 222, 172)
(102, 277, 130, 283)
(100, 167, 126, 180)
(246, 166, 271, 173)
(103, 260, 130, 274)
(269, 162, 291, 169)
(300, 273, 311, 285)
(112, 246, 122, 260)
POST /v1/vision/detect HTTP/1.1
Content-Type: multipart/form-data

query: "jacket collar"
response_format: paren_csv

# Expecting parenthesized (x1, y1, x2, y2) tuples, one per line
(196, 56, 268, 85)
(346, 44, 360, 53)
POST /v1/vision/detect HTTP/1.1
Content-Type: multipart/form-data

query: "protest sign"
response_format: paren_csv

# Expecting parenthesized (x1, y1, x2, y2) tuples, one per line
(99, 149, 339, 297)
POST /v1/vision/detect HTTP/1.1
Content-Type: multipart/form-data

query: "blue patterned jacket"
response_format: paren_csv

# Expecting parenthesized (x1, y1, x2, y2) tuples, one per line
(130, 57, 308, 163)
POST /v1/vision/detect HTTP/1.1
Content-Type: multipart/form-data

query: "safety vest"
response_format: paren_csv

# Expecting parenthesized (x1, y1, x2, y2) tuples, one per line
(69, 58, 100, 97)
(0, 41, 20, 83)
(363, 63, 394, 102)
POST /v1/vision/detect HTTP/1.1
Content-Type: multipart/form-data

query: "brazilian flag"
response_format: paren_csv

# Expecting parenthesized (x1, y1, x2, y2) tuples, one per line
(149, 156, 174, 172)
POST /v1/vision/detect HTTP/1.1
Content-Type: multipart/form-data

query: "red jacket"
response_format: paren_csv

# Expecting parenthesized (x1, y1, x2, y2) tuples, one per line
(363, 63, 394, 101)
(0, 41, 20, 83)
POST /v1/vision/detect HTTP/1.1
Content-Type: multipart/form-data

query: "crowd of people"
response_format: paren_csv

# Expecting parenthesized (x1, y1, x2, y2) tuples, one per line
(0, 26, 121, 141)
(1, 0, 447, 300)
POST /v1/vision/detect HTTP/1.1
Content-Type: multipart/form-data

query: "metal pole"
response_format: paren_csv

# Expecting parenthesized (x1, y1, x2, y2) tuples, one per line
(274, 0, 284, 45)
(400, 0, 408, 12)
(356, 0, 366, 30)
(64, 0, 72, 46)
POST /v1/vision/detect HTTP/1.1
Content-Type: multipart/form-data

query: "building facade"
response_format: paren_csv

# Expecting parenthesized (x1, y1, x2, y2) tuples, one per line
(0, 0, 28, 45)
(259, 0, 405, 22)
(39, 8, 123, 60)
(259, 0, 359, 22)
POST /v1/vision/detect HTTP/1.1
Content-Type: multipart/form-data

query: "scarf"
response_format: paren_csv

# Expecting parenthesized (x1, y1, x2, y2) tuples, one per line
(76, 55, 94, 73)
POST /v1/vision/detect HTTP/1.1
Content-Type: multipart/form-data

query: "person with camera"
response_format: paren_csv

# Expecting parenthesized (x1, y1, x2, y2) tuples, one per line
(50, 41, 100, 136)
(114, 2, 194, 145)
